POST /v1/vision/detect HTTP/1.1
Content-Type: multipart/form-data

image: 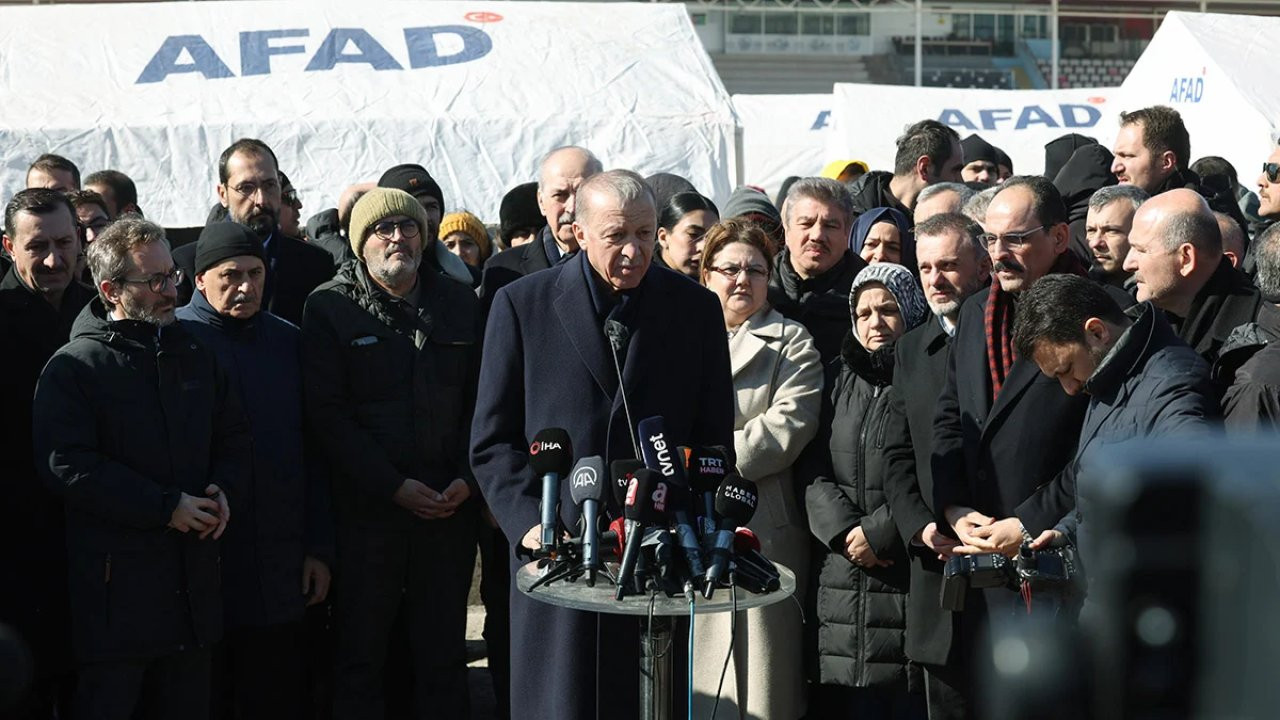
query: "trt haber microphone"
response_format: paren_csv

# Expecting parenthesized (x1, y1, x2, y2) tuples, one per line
(568, 455, 607, 585)
(637, 417, 705, 588)
(688, 446, 730, 537)
(615, 468, 666, 600)
(609, 459, 645, 516)
(529, 428, 573, 559)
(703, 474, 759, 598)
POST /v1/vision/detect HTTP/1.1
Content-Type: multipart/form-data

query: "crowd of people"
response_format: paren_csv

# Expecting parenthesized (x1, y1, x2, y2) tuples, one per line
(2, 102, 1278, 720)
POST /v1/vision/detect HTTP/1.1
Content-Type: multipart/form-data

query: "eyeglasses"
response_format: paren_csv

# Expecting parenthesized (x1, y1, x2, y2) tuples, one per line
(978, 225, 1049, 250)
(709, 264, 769, 281)
(1264, 163, 1280, 183)
(227, 180, 280, 200)
(371, 219, 420, 241)
(117, 268, 183, 293)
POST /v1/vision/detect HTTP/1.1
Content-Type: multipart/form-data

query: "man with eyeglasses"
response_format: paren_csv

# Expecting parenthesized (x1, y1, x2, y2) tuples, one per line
(278, 170, 304, 240)
(0, 188, 97, 719)
(301, 188, 481, 719)
(31, 215, 249, 720)
(931, 177, 1090, 617)
(1256, 149, 1280, 226)
(173, 138, 333, 325)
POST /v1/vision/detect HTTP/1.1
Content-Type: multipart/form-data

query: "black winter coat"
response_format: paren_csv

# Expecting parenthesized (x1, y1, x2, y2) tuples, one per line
(1176, 257, 1280, 373)
(768, 249, 868, 364)
(305, 207, 355, 267)
(301, 259, 481, 530)
(177, 292, 333, 629)
(32, 299, 251, 661)
(478, 225, 555, 302)
(1053, 143, 1117, 269)
(847, 170, 912, 222)
(803, 336, 913, 689)
(1219, 322, 1280, 429)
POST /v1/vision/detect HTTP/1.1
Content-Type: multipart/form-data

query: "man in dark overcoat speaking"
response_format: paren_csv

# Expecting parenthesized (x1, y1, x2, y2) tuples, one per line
(471, 169, 734, 719)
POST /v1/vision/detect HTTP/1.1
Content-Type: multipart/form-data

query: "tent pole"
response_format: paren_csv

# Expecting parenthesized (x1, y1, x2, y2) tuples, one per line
(1050, 0, 1060, 90)
(915, 0, 923, 87)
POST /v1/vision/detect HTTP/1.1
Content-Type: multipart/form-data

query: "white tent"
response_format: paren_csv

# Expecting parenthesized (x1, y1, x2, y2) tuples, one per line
(1120, 11, 1280, 183)
(732, 93, 833, 198)
(828, 83, 1121, 177)
(0, 1, 737, 227)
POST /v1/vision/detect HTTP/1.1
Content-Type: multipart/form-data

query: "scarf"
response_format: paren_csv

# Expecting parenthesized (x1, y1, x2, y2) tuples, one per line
(985, 250, 1088, 400)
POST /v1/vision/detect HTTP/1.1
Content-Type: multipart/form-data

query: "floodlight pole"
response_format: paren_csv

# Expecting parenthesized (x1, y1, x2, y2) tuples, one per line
(914, 0, 923, 87)
(1050, 0, 1060, 89)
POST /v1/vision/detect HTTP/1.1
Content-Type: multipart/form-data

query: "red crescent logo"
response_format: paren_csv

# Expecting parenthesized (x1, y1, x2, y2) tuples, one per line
(465, 11, 503, 23)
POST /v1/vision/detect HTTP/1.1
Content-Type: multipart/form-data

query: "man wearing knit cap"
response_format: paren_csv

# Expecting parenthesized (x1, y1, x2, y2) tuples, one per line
(174, 138, 334, 326)
(177, 223, 333, 719)
(960, 134, 1000, 187)
(479, 146, 602, 301)
(723, 186, 784, 247)
(301, 188, 481, 720)
(497, 181, 542, 248)
(378, 163, 479, 288)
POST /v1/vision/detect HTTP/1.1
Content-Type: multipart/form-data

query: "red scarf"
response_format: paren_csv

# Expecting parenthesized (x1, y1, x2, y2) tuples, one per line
(985, 251, 1088, 400)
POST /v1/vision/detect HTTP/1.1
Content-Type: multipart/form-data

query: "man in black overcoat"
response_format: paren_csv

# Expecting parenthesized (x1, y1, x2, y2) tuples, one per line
(470, 170, 734, 720)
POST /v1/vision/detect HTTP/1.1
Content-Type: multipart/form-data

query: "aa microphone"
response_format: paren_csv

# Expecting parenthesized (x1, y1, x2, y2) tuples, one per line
(609, 459, 645, 517)
(615, 468, 666, 599)
(688, 446, 730, 537)
(568, 455, 607, 585)
(529, 428, 573, 559)
(637, 417, 705, 592)
(703, 474, 759, 598)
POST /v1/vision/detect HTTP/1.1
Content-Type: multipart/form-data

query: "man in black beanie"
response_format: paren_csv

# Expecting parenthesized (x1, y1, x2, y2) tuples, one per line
(498, 182, 542, 248)
(378, 163, 477, 288)
(960, 134, 1000, 187)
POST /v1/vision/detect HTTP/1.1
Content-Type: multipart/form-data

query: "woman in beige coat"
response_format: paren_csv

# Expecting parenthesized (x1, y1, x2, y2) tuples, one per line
(692, 219, 823, 720)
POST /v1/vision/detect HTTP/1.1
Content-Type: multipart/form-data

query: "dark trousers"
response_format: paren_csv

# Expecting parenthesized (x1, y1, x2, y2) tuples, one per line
(477, 518, 510, 720)
(212, 622, 305, 720)
(73, 646, 211, 720)
(922, 661, 971, 720)
(810, 683, 928, 720)
(332, 508, 477, 720)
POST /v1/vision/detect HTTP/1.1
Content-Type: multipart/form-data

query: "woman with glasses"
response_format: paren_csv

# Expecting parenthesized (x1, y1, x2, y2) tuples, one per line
(691, 219, 822, 720)
(803, 262, 929, 719)
(654, 192, 719, 279)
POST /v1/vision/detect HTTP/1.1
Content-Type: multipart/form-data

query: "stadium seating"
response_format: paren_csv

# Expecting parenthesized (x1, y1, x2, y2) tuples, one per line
(1035, 57, 1135, 88)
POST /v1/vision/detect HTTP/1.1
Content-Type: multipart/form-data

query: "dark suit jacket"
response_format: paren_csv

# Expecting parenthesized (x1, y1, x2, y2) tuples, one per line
(470, 252, 734, 720)
(931, 290, 1088, 535)
(881, 318, 955, 665)
(478, 225, 554, 303)
(174, 232, 334, 327)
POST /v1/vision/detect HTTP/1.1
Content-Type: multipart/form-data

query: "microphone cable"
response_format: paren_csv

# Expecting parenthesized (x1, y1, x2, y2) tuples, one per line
(688, 594, 695, 720)
(709, 575, 738, 720)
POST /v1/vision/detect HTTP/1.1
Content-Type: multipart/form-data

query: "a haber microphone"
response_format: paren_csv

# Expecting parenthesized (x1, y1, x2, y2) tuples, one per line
(529, 428, 572, 559)
(637, 417, 706, 591)
(609, 459, 645, 517)
(568, 455, 607, 585)
(616, 468, 667, 600)
(703, 474, 759, 598)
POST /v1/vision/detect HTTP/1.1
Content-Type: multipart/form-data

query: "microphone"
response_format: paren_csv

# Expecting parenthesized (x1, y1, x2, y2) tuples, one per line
(616, 468, 667, 600)
(569, 456, 607, 585)
(637, 417, 705, 594)
(529, 428, 573, 559)
(688, 446, 730, 538)
(732, 528, 781, 593)
(604, 317, 641, 458)
(609, 459, 645, 518)
(703, 474, 759, 598)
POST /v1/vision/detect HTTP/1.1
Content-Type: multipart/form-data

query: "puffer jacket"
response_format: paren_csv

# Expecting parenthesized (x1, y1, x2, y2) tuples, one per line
(802, 334, 914, 690)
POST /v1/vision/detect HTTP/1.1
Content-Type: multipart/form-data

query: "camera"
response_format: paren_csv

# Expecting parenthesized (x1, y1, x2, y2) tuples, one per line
(940, 552, 1013, 611)
(940, 544, 1080, 611)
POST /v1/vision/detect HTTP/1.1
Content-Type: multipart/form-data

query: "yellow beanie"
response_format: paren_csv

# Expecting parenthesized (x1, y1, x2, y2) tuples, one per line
(439, 211, 491, 261)
(348, 188, 429, 260)
(821, 159, 870, 180)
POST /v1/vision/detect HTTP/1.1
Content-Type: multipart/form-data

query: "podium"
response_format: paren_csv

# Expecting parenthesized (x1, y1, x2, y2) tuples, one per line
(517, 561, 796, 720)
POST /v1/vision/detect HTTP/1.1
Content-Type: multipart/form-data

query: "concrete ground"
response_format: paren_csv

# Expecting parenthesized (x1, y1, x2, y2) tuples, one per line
(467, 559, 499, 720)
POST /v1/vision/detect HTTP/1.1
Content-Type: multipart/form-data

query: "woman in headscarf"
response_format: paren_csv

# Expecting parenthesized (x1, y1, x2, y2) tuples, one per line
(802, 262, 930, 719)
(850, 206, 914, 270)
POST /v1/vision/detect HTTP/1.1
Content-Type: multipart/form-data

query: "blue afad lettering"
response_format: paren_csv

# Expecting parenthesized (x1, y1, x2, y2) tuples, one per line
(810, 110, 831, 131)
(1168, 77, 1205, 103)
(137, 25, 492, 84)
(939, 103, 1101, 131)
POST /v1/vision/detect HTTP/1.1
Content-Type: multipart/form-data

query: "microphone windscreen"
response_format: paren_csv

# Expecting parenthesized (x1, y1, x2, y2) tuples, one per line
(569, 455, 607, 505)
(714, 475, 759, 526)
(733, 527, 761, 552)
(689, 446, 729, 494)
(528, 428, 573, 477)
(610, 459, 645, 508)
(624, 469, 666, 525)
(608, 517, 627, 556)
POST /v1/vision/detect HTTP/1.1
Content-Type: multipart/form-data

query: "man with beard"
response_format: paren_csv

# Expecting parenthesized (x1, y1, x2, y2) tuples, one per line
(301, 189, 481, 719)
(767, 176, 868, 362)
(176, 223, 333, 719)
(880, 212, 989, 719)
(174, 138, 333, 325)
(0, 189, 96, 719)
(1085, 184, 1148, 289)
(31, 216, 248, 720)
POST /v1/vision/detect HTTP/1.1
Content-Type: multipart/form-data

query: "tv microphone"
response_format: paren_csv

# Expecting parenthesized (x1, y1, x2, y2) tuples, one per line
(569, 455, 607, 585)
(637, 417, 705, 593)
(529, 428, 573, 559)
(688, 446, 730, 537)
(703, 474, 759, 598)
(616, 468, 667, 600)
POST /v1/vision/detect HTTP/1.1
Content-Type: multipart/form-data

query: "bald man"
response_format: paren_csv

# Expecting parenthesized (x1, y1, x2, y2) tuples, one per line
(1124, 189, 1280, 366)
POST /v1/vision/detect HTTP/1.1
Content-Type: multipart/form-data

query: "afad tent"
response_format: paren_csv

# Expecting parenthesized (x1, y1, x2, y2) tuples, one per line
(1121, 11, 1280, 184)
(732, 94, 834, 199)
(0, 1, 737, 227)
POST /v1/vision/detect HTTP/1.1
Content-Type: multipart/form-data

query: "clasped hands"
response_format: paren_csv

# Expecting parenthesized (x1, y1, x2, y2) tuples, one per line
(393, 477, 471, 520)
(943, 506, 1062, 558)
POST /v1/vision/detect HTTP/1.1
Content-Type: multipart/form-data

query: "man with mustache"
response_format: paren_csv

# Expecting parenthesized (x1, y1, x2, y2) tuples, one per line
(0, 189, 96, 718)
(176, 223, 333, 719)
(301, 189, 482, 719)
(32, 216, 249, 720)
(767, 176, 869, 362)
(174, 138, 333, 325)
(1085, 184, 1148, 290)
(880, 212, 989, 719)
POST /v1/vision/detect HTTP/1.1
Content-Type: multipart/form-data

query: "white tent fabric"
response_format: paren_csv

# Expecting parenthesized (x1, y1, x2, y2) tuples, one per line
(0, 1, 737, 227)
(828, 83, 1120, 177)
(1120, 11, 1279, 184)
(732, 93, 833, 198)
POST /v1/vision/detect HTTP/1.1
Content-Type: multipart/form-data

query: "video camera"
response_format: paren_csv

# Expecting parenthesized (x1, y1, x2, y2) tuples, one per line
(940, 544, 1080, 611)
